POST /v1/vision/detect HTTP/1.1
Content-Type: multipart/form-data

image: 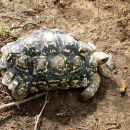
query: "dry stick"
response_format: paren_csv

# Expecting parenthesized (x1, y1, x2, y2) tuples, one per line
(10, 23, 39, 30)
(96, 0, 100, 14)
(77, 127, 88, 130)
(0, 92, 46, 111)
(34, 91, 49, 130)
(1, 15, 24, 22)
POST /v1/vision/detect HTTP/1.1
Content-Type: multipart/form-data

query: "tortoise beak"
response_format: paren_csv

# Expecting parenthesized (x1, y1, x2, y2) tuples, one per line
(106, 54, 115, 70)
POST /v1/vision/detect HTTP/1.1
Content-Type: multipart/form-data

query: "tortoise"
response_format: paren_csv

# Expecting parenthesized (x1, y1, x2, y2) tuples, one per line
(0, 28, 114, 101)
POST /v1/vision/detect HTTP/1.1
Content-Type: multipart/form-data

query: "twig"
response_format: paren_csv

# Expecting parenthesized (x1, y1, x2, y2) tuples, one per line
(106, 122, 121, 130)
(0, 92, 46, 111)
(34, 91, 49, 130)
(96, 0, 100, 14)
(1, 15, 24, 22)
(77, 126, 88, 130)
(19, 119, 28, 130)
(10, 23, 39, 30)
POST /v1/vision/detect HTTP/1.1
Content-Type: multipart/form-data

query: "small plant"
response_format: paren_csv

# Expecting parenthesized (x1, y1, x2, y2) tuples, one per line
(116, 17, 127, 27)
(0, 28, 10, 36)
(0, 1, 5, 9)
(10, 30, 21, 40)
(0, 28, 20, 40)
(121, 4, 130, 16)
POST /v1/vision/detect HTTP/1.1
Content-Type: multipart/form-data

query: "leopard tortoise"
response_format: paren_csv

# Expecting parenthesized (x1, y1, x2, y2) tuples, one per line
(0, 28, 114, 101)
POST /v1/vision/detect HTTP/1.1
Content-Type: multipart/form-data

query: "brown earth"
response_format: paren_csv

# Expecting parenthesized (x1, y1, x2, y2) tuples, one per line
(0, 0, 130, 130)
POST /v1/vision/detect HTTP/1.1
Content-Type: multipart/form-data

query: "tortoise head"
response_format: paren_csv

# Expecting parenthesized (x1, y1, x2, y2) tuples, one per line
(92, 52, 115, 70)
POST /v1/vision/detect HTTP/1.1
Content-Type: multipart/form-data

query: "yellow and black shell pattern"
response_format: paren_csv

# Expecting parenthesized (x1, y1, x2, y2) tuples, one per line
(0, 28, 97, 94)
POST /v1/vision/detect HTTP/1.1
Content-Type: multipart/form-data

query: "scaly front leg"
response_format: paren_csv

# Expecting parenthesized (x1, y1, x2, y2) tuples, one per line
(80, 73, 100, 101)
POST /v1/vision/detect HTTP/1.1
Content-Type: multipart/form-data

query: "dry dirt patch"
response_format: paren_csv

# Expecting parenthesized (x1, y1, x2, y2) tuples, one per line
(0, 0, 130, 130)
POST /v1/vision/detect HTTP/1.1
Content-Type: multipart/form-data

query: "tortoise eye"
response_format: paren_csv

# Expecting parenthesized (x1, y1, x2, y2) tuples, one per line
(101, 57, 109, 63)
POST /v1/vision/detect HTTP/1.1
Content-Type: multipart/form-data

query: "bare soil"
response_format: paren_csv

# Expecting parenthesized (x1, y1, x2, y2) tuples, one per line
(0, 0, 130, 130)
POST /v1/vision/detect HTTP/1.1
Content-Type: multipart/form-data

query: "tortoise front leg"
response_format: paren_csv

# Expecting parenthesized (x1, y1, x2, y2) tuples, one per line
(80, 73, 100, 101)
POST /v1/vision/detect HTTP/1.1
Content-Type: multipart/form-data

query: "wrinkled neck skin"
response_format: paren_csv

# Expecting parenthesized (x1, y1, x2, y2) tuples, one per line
(89, 55, 98, 66)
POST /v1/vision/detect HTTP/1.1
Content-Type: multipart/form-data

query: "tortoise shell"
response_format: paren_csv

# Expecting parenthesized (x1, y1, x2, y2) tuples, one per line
(0, 28, 97, 99)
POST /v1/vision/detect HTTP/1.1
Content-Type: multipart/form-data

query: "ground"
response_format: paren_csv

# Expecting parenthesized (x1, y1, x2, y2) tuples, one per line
(0, 0, 130, 130)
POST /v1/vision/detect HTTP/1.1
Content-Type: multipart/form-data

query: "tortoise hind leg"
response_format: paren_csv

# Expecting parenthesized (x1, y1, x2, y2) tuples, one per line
(9, 75, 39, 100)
(2, 70, 16, 86)
(80, 73, 100, 101)
(8, 75, 28, 100)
